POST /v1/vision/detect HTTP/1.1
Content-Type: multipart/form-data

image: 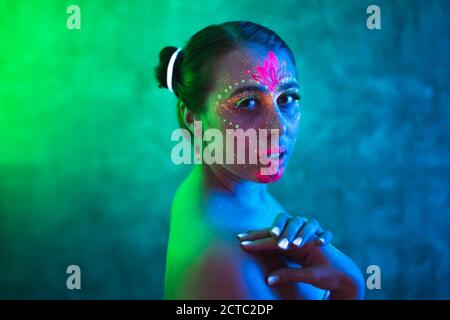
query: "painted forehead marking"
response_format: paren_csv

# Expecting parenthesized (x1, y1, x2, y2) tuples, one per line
(251, 51, 287, 92)
(214, 51, 297, 118)
(215, 51, 295, 101)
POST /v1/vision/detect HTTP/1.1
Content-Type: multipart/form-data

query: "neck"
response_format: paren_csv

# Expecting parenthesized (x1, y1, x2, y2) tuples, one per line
(201, 164, 269, 204)
(187, 164, 274, 232)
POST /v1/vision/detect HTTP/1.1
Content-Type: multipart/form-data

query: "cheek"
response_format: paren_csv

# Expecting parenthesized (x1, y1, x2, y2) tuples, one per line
(281, 116, 300, 150)
(284, 107, 301, 133)
(215, 105, 242, 130)
(221, 117, 241, 130)
(290, 112, 301, 132)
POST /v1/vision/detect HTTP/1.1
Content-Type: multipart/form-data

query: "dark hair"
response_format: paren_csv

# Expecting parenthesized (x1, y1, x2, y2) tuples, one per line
(155, 21, 296, 130)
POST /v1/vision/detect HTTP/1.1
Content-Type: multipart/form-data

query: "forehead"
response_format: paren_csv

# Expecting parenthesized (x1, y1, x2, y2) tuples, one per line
(211, 45, 297, 91)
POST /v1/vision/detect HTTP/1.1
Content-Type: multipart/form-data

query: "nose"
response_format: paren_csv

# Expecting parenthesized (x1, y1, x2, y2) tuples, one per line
(266, 103, 287, 139)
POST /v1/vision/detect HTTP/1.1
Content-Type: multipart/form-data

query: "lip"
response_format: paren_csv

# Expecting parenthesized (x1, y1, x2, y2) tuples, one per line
(256, 166, 286, 183)
(259, 146, 287, 159)
(256, 146, 288, 183)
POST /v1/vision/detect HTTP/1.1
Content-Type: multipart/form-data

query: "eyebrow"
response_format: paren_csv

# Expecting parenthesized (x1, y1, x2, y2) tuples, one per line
(228, 81, 299, 98)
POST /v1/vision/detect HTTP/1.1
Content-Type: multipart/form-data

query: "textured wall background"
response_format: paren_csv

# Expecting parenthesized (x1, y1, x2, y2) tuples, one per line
(0, 0, 449, 299)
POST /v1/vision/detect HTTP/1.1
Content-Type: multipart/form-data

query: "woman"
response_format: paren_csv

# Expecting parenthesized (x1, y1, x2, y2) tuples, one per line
(156, 21, 365, 299)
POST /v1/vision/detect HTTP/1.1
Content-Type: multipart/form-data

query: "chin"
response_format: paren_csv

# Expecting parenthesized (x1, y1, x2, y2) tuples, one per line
(255, 167, 285, 183)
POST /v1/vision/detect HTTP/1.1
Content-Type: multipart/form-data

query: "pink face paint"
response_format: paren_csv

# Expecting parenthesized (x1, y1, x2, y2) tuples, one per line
(251, 51, 287, 92)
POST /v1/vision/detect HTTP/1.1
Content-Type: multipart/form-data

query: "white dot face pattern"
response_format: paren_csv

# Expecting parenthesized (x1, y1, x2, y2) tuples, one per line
(213, 74, 297, 131)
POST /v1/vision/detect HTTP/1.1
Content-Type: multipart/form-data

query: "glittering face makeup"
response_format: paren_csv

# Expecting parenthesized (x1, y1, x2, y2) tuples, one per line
(213, 50, 297, 129)
(202, 46, 301, 183)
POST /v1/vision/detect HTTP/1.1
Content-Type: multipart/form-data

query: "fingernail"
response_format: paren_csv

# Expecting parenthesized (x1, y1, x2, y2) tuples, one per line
(240, 241, 252, 246)
(278, 238, 289, 250)
(236, 233, 248, 239)
(267, 275, 280, 285)
(317, 237, 325, 245)
(271, 226, 280, 236)
(293, 237, 303, 246)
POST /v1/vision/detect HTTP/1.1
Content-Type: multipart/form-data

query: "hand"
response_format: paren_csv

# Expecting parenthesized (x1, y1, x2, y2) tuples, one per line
(237, 212, 333, 251)
(237, 212, 365, 300)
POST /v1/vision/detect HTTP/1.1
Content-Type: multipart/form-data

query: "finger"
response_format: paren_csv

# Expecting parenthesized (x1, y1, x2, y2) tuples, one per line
(240, 237, 278, 252)
(267, 266, 325, 287)
(270, 212, 291, 238)
(277, 216, 307, 250)
(315, 230, 332, 246)
(292, 219, 322, 248)
(236, 228, 272, 241)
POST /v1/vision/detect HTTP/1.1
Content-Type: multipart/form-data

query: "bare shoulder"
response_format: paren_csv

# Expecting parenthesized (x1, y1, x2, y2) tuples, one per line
(167, 177, 253, 299)
(177, 239, 254, 299)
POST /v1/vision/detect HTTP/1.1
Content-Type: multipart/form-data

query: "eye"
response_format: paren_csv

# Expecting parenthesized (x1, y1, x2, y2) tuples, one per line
(235, 97, 258, 110)
(277, 93, 300, 107)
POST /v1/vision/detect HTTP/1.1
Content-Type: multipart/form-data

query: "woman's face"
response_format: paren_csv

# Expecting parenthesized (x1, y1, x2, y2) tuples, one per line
(200, 45, 301, 183)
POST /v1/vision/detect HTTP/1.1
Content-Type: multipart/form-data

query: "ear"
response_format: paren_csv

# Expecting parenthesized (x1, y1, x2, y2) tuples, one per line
(180, 101, 198, 134)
